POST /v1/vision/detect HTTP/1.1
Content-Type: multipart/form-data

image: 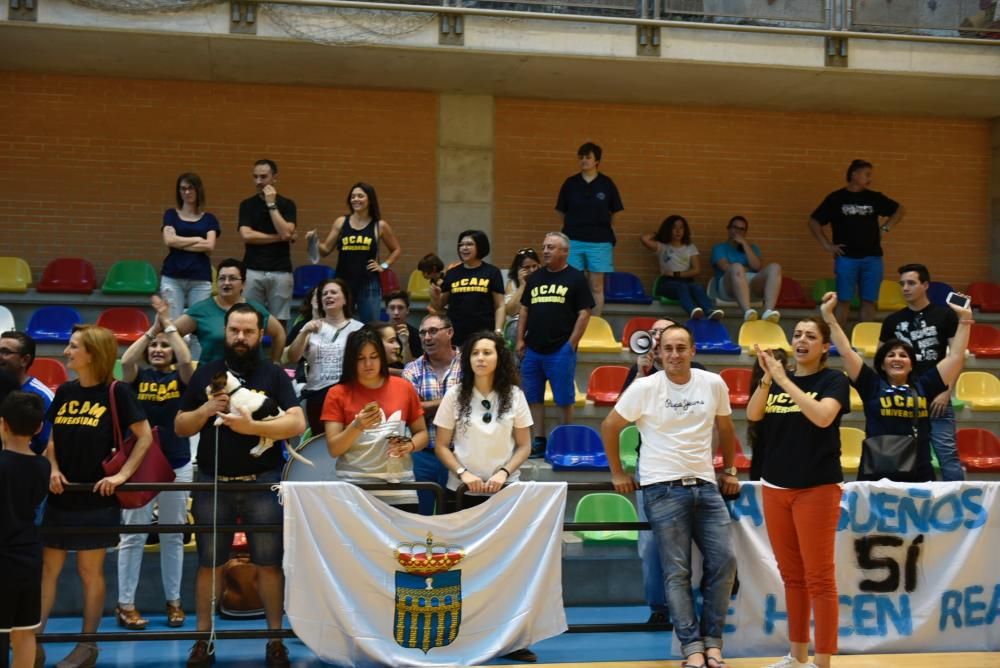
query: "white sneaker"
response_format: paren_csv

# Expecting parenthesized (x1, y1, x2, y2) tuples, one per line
(691, 307, 705, 319)
(761, 656, 806, 668)
(762, 309, 781, 323)
(709, 309, 725, 320)
(744, 309, 759, 322)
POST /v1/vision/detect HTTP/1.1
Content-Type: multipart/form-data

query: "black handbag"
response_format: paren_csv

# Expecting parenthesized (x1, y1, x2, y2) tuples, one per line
(860, 385, 919, 477)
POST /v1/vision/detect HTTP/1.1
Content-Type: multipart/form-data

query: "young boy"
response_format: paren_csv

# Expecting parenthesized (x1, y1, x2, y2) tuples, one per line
(0, 391, 51, 668)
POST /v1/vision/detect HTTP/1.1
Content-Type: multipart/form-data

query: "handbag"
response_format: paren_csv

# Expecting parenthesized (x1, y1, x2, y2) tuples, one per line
(860, 384, 919, 478)
(101, 380, 176, 509)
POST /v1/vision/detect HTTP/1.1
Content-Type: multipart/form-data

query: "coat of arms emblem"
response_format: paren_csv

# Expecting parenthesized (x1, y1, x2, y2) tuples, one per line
(393, 532, 465, 653)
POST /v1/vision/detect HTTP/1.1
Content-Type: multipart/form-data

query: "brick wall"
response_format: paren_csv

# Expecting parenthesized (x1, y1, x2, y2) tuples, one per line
(494, 98, 991, 295)
(0, 72, 437, 290)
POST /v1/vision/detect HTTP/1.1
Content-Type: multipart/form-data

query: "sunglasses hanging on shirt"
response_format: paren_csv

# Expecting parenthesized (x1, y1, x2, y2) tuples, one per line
(481, 399, 492, 424)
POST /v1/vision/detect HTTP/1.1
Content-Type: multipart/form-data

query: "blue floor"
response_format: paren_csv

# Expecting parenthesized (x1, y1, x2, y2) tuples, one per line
(37, 606, 674, 666)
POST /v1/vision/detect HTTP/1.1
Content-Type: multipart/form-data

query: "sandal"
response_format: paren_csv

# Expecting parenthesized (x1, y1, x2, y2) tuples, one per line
(114, 605, 148, 630)
(707, 658, 728, 668)
(681, 658, 707, 668)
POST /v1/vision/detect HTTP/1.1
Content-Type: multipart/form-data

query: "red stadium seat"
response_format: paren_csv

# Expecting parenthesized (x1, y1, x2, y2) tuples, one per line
(968, 324, 1000, 358)
(775, 276, 815, 309)
(720, 368, 752, 408)
(31, 358, 69, 391)
(956, 428, 1000, 472)
(97, 307, 151, 344)
(967, 282, 1000, 312)
(586, 365, 630, 406)
(36, 258, 97, 294)
(620, 317, 657, 349)
(714, 436, 752, 472)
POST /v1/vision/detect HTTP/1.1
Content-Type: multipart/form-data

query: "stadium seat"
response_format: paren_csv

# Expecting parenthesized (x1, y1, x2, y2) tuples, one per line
(849, 383, 863, 411)
(586, 366, 630, 406)
(956, 428, 1000, 472)
(650, 276, 679, 305)
(876, 280, 905, 311)
(546, 424, 608, 471)
(36, 258, 97, 294)
(26, 306, 83, 343)
(31, 358, 68, 392)
(926, 281, 954, 307)
(851, 322, 882, 357)
(840, 426, 865, 473)
(739, 320, 791, 354)
(967, 282, 1000, 313)
(0, 257, 32, 293)
(720, 368, 751, 408)
(544, 381, 586, 408)
(97, 307, 151, 344)
(955, 372, 1000, 410)
(0, 305, 15, 332)
(113, 359, 124, 381)
(101, 260, 158, 295)
(686, 319, 741, 354)
(380, 268, 401, 294)
(812, 278, 859, 308)
(619, 425, 639, 472)
(968, 324, 1000, 358)
(712, 436, 751, 472)
(620, 316, 657, 349)
(407, 270, 431, 300)
(292, 264, 335, 299)
(604, 272, 653, 305)
(775, 276, 815, 309)
(573, 493, 638, 544)
(579, 316, 622, 353)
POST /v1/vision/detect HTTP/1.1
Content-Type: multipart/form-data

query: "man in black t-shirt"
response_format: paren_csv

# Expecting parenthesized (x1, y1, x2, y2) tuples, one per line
(239, 159, 297, 326)
(175, 304, 305, 668)
(879, 263, 963, 481)
(809, 159, 905, 327)
(517, 232, 595, 457)
(555, 142, 624, 316)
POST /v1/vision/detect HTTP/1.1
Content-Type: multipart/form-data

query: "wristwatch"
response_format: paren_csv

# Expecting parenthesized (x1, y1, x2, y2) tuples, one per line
(454, 466, 468, 477)
(723, 466, 738, 477)
(267, 202, 278, 211)
(380, 261, 389, 271)
(880, 223, 890, 232)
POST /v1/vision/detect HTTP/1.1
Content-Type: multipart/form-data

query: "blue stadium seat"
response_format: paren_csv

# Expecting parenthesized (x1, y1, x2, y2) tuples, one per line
(604, 272, 653, 305)
(546, 424, 609, 471)
(293, 265, 335, 299)
(26, 306, 83, 343)
(927, 281, 955, 307)
(685, 319, 741, 354)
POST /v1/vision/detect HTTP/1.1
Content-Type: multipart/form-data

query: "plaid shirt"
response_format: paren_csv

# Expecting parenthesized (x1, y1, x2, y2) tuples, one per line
(402, 350, 462, 449)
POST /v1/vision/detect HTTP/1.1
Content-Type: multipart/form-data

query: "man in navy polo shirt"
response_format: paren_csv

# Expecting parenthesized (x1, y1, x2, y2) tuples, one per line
(555, 142, 624, 316)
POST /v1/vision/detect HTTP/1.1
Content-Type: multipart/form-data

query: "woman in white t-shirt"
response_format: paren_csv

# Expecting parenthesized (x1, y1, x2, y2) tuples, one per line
(642, 215, 724, 320)
(435, 331, 532, 509)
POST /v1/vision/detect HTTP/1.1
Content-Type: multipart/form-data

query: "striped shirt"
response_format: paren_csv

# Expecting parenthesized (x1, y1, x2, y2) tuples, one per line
(401, 351, 462, 449)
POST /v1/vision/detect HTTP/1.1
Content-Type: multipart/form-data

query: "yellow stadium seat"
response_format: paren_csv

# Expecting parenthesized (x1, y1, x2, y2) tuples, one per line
(544, 381, 586, 407)
(0, 256, 32, 293)
(840, 426, 865, 473)
(407, 270, 431, 301)
(955, 372, 1000, 411)
(579, 316, 622, 353)
(738, 320, 791, 354)
(877, 280, 906, 311)
(851, 322, 881, 357)
(849, 383, 863, 411)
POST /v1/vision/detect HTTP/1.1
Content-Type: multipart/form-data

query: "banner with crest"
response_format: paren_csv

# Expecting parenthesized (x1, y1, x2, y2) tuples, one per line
(281, 481, 568, 667)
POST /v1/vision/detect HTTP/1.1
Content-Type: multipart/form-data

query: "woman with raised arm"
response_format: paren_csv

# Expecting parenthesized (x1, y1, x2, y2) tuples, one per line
(819, 291, 972, 483)
(641, 214, 723, 320)
(746, 316, 849, 668)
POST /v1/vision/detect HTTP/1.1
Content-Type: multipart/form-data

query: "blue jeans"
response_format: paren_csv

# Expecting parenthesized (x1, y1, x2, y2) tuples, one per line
(159, 275, 213, 320)
(412, 448, 448, 516)
(635, 488, 667, 613)
(643, 481, 736, 658)
(930, 405, 964, 481)
(353, 277, 383, 324)
(654, 278, 714, 316)
(191, 469, 283, 568)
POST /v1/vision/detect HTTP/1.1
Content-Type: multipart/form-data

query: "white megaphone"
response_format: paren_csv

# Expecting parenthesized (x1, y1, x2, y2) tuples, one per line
(628, 330, 654, 355)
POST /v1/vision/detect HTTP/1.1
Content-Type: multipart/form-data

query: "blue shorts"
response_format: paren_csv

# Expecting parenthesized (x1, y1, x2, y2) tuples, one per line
(521, 342, 577, 406)
(191, 469, 283, 568)
(568, 240, 614, 274)
(835, 256, 883, 303)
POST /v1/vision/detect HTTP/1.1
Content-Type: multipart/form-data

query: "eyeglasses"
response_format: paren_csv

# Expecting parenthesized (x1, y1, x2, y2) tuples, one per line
(649, 328, 666, 337)
(0, 347, 23, 356)
(418, 326, 450, 337)
(481, 399, 492, 424)
(179, 185, 196, 193)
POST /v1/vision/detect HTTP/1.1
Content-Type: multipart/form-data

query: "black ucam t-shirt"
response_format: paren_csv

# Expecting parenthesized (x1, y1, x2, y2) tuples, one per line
(520, 265, 596, 354)
(442, 262, 504, 346)
(238, 193, 297, 272)
(0, 450, 51, 578)
(178, 360, 300, 477)
(879, 304, 958, 375)
(555, 173, 624, 244)
(810, 188, 899, 258)
(760, 367, 850, 489)
(134, 367, 189, 468)
(46, 380, 147, 510)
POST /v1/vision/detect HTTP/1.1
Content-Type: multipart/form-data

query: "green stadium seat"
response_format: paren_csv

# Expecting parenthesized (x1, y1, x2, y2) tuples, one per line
(573, 493, 638, 544)
(102, 260, 158, 295)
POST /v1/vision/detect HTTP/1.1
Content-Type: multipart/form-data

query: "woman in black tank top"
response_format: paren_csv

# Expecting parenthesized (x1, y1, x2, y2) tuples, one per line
(306, 182, 402, 322)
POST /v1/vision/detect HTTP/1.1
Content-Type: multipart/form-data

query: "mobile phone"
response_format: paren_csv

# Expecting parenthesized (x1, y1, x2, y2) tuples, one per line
(945, 291, 970, 310)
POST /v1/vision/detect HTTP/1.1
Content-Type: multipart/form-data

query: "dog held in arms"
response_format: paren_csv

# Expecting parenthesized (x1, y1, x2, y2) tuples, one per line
(208, 370, 313, 467)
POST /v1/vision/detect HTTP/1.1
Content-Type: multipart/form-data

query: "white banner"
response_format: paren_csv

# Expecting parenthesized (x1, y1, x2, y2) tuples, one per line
(723, 481, 1000, 655)
(281, 481, 568, 667)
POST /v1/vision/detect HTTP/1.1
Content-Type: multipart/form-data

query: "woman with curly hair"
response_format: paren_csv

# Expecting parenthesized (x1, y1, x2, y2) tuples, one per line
(434, 330, 532, 508)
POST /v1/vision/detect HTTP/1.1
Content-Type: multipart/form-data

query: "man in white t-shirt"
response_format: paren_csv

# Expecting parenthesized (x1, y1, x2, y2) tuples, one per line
(601, 325, 739, 668)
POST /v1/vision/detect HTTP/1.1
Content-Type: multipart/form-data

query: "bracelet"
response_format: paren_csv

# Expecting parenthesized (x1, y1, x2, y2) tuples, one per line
(960, 319, 975, 324)
(267, 203, 278, 210)
(498, 466, 511, 477)
(143, 330, 156, 340)
(163, 325, 178, 334)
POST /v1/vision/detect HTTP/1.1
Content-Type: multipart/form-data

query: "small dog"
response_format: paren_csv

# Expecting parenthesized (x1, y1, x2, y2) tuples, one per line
(208, 371, 313, 467)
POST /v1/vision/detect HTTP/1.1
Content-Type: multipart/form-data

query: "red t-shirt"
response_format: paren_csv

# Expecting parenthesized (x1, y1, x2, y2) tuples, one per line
(321, 376, 424, 427)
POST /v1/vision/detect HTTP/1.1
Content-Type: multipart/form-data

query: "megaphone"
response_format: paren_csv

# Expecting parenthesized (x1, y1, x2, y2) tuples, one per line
(628, 330, 654, 355)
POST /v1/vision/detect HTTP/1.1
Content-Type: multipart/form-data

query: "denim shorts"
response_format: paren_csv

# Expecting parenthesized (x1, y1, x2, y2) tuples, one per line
(191, 469, 283, 568)
(41, 503, 121, 551)
(521, 341, 577, 406)
(567, 240, 614, 274)
(835, 256, 883, 303)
